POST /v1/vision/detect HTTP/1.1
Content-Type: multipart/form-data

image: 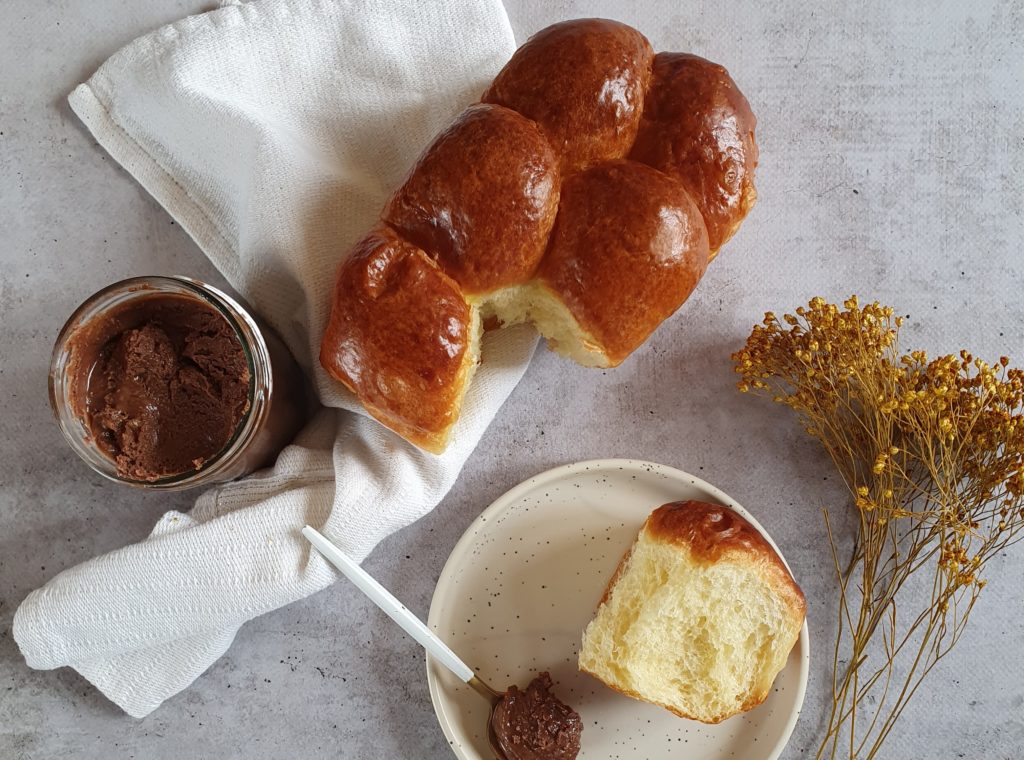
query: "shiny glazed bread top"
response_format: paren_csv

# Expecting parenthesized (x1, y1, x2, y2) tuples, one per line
(320, 19, 758, 452)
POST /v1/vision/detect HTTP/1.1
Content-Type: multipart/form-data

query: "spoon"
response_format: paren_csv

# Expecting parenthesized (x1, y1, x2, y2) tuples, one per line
(302, 525, 509, 759)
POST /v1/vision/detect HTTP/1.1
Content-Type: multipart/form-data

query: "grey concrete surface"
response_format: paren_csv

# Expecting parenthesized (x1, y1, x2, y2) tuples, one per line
(1, 1, 1022, 758)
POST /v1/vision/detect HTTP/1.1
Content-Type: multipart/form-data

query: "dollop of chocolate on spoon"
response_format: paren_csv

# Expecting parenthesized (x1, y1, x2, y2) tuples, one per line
(490, 672, 582, 760)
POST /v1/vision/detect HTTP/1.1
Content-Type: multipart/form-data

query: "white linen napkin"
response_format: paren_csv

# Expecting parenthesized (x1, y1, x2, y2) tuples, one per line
(13, 0, 535, 719)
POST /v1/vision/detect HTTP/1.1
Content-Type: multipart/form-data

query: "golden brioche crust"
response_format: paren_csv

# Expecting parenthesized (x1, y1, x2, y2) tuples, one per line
(630, 53, 758, 256)
(645, 500, 806, 612)
(537, 161, 709, 365)
(594, 500, 798, 608)
(384, 104, 560, 295)
(319, 225, 475, 452)
(649, 501, 783, 561)
(319, 19, 758, 451)
(483, 19, 654, 175)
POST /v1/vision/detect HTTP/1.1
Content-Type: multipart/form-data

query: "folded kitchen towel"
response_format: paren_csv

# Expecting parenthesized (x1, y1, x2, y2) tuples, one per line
(13, 0, 534, 718)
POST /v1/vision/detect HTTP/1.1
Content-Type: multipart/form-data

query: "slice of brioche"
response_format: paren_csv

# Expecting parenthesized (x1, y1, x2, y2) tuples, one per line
(578, 500, 806, 724)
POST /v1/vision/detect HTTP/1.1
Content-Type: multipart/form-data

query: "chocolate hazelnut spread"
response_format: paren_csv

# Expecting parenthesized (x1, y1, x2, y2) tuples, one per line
(490, 672, 582, 760)
(68, 292, 251, 481)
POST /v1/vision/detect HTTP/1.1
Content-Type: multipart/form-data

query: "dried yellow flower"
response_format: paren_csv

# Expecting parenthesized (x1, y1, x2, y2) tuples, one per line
(732, 296, 1024, 760)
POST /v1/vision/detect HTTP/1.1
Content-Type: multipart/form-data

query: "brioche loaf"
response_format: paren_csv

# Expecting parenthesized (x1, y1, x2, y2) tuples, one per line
(320, 19, 758, 451)
(578, 501, 805, 724)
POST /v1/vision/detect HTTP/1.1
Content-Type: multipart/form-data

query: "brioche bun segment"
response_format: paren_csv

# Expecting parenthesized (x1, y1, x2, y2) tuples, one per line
(578, 500, 806, 724)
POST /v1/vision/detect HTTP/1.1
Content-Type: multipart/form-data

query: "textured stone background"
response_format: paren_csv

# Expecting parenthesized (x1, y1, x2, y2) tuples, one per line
(1, 1, 1021, 757)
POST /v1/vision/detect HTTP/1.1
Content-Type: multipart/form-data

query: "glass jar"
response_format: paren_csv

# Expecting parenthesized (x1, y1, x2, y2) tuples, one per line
(49, 275, 308, 490)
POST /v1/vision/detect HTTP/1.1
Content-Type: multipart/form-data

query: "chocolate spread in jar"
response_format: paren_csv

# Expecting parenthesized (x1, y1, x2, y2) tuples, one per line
(490, 672, 582, 760)
(67, 292, 251, 481)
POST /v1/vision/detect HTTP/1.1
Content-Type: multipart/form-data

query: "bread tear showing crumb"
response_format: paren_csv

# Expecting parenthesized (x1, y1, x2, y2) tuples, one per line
(475, 283, 610, 368)
(578, 500, 806, 724)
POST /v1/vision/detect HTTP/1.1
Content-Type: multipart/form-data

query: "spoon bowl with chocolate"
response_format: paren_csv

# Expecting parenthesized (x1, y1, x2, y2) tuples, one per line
(302, 526, 582, 760)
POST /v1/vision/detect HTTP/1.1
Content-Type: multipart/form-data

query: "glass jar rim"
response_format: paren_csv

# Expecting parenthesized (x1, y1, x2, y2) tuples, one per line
(49, 275, 274, 490)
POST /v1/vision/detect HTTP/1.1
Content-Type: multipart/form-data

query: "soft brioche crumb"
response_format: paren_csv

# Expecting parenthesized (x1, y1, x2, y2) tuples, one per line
(475, 283, 612, 368)
(578, 501, 805, 723)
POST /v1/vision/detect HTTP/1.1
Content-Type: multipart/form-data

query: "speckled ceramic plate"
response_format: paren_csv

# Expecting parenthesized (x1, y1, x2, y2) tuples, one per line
(426, 459, 809, 760)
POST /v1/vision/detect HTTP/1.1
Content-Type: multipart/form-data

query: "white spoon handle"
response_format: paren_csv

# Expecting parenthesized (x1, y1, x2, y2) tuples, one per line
(302, 525, 475, 684)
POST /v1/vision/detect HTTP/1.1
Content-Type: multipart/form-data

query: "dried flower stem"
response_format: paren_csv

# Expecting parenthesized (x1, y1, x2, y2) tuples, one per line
(733, 297, 1024, 759)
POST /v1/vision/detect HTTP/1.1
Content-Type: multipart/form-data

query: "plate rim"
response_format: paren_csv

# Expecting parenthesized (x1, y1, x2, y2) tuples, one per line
(426, 458, 811, 760)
